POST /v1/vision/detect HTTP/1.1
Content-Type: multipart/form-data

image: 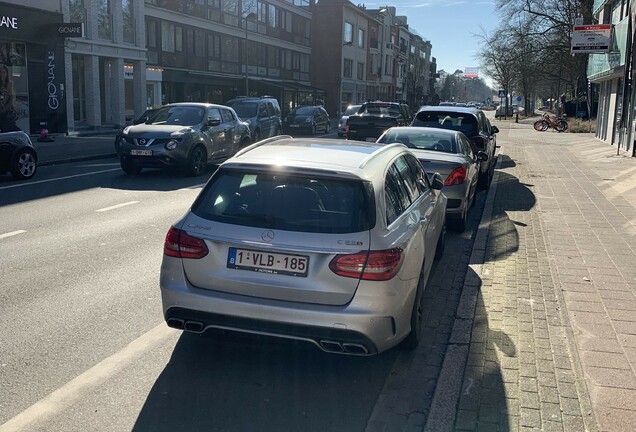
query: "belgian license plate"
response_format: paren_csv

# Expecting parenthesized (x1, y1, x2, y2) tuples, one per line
(365, 137, 376, 142)
(289, 124, 299, 128)
(131, 149, 152, 156)
(227, 248, 309, 277)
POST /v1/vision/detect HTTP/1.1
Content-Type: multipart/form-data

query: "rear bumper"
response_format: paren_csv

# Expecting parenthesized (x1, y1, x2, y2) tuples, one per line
(160, 256, 416, 355)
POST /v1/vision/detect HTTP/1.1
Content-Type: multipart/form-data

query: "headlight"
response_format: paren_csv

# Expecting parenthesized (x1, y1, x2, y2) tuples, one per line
(170, 127, 194, 137)
(122, 126, 132, 135)
(165, 140, 178, 150)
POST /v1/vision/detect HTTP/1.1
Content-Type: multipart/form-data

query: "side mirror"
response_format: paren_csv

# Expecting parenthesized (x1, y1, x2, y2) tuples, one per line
(207, 118, 222, 127)
(430, 172, 444, 191)
(491, 126, 499, 134)
(476, 151, 489, 162)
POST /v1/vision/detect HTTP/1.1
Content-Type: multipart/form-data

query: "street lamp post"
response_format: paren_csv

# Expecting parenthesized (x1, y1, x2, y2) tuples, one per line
(243, 12, 257, 96)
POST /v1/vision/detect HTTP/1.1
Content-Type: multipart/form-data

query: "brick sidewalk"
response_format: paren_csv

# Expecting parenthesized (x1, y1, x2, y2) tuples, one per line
(426, 124, 636, 432)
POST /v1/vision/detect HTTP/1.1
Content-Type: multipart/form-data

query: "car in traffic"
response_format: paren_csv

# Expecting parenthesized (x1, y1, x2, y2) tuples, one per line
(225, 96, 282, 142)
(0, 130, 37, 180)
(114, 107, 159, 153)
(346, 101, 413, 141)
(283, 105, 330, 135)
(116, 103, 251, 176)
(412, 106, 498, 189)
(337, 104, 362, 137)
(160, 136, 447, 355)
(377, 126, 488, 232)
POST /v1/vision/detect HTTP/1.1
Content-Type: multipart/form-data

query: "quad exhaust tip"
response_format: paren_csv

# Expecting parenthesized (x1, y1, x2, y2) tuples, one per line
(320, 340, 369, 355)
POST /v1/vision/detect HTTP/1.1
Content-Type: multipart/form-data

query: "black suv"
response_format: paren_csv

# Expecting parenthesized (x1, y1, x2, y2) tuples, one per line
(346, 101, 413, 141)
(412, 106, 498, 189)
(225, 96, 282, 142)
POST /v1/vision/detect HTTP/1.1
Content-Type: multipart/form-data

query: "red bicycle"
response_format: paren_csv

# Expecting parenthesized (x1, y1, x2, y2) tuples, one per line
(534, 113, 567, 132)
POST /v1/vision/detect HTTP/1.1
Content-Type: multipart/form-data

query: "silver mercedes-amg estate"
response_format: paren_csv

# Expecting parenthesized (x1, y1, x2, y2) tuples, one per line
(160, 136, 447, 355)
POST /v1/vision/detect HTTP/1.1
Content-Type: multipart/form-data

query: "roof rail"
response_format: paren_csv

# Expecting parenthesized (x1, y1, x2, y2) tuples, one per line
(358, 143, 405, 169)
(233, 135, 293, 158)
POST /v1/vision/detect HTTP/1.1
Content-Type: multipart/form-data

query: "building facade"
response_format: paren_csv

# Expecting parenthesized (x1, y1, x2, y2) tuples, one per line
(588, 0, 635, 156)
(0, 2, 67, 134)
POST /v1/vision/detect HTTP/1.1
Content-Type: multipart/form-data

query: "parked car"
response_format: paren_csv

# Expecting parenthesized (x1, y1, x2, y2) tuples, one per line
(0, 130, 37, 180)
(495, 105, 514, 118)
(346, 101, 413, 141)
(225, 96, 282, 142)
(283, 105, 330, 134)
(116, 103, 251, 176)
(377, 126, 488, 231)
(160, 136, 447, 355)
(412, 106, 498, 189)
(337, 104, 362, 137)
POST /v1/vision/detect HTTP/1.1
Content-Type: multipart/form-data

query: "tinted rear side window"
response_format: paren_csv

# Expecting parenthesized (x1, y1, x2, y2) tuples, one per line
(192, 169, 374, 233)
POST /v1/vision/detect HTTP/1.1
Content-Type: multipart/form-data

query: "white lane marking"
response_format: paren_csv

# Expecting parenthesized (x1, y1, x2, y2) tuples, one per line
(0, 230, 26, 240)
(95, 201, 139, 213)
(0, 169, 121, 190)
(0, 324, 178, 432)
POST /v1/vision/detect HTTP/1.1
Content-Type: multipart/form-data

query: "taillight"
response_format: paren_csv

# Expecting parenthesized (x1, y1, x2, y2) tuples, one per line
(444, 166, 467, 186)
(329, 248, 403, 281)
(164, 227, 209, 259)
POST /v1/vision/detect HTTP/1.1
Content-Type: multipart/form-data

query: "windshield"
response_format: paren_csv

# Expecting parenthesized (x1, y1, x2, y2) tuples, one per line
(378, 129, 458, 153)
(291, 107, 315, 115)
(147, 106, 204, 126)
(229, 102, 258, 118)
(344, 105, 361, 116)
(361, 104, 400, 116)
(192, 169, 373, 233)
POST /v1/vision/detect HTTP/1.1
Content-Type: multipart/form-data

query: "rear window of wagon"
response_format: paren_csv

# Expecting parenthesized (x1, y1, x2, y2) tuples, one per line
(191, 169, 375, 234)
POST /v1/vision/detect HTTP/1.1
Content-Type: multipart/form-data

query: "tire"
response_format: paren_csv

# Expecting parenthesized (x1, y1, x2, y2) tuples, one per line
(239, 137, 251, 149)
(120, 156, 142, 175)
(559, 120, 568, 131)
(435, 225, 446, 260)
(186, 145, 207, 176)
(10, 148, 37, 180)
(533, 120, 545, 131)
(402, 268, 425, 350)
(449, 208, 467, 232)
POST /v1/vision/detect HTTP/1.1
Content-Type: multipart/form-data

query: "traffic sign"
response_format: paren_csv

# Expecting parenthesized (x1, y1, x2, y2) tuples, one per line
(516, 96, 522, 102)
(498, 90, 506, 98)
(486, 98, 492, 104)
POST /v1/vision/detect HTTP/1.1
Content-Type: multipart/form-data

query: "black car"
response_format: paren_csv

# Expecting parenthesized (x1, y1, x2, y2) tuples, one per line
(283, 105, 330, 135)
(412, 106, 498, 189)
(0, 130, 37, 180)
(116, 103, 251, 176)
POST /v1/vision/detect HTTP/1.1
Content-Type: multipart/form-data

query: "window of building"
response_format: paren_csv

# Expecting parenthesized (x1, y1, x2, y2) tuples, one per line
(268, 4, 278, 27)
(208, 33, 220, 58)
(195, 29, 206, 57)
(146, 19, 157, 48)
(344, 58, 353, 78)
(122, 0, 135, 43)
(258, 1, 267, 23)
(70, 0, 85, 23)
(221, 36, 238, 62)
(344, 22, 353, 44)
(97, 0, 112, 40)
(175, 25, 183, 51)
(161, 21, 175, 52)
(185, 28, 194, 54)
(357, 28, 365, 48)
(357, 62, 364, 80)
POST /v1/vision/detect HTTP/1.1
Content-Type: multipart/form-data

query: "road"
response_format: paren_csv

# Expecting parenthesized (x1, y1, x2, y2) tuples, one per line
(0, 134, 488, 432)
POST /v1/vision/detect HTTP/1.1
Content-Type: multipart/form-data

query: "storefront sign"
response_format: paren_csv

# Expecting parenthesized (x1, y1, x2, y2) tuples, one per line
(47, 50, 59, 111)
(56, 23, 83, 37)
(0, 16, 18, 29)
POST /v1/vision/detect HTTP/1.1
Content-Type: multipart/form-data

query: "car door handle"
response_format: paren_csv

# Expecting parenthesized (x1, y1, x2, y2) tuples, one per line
(420, 216, 428, 225)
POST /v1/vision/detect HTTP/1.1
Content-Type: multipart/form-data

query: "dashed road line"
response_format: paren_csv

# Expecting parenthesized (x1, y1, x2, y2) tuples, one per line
(95, 201, 139, 212)
(0, 230, 27, 240)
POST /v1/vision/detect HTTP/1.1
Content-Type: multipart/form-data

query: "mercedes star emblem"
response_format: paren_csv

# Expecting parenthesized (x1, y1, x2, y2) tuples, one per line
(261, 230, 275, 242)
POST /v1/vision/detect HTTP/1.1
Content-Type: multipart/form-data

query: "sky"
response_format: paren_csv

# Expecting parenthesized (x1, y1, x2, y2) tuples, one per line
(364, 0, 501, 88)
